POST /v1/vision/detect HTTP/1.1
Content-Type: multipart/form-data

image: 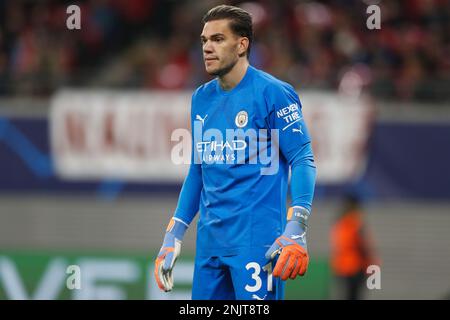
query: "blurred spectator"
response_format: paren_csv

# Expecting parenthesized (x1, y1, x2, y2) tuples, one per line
(330, 192, 379, 300)
(0, 0, 448, 102)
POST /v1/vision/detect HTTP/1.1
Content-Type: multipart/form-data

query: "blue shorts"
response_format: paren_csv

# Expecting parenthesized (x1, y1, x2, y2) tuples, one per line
(192, 247, 285, 300)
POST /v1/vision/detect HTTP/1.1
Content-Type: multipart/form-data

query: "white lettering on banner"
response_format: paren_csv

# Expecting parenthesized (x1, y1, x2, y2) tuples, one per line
(50, 90, 373, 184)
(74, 259, 139, 299)
(51, 91, 191, 182)
(0, 257, 29, 299)
(302, 92, 373, 183)
(0, 257, 67, 299)
(0, 256, 193, 300)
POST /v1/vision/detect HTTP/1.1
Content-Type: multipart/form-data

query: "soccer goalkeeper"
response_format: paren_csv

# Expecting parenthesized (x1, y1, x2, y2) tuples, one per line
(154, 5, 316, 300)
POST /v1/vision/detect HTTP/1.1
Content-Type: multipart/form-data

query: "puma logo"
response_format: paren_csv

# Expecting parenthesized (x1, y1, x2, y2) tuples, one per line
(196, 114, 208, 126)
(292, 127, 303, 134)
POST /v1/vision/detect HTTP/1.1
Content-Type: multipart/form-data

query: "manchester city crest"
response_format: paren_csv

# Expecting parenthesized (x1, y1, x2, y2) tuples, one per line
(235, 110, 248, 128)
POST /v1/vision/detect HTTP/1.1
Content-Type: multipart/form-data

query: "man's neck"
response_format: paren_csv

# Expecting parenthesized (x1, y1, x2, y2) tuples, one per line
(218, 59, 249, 91)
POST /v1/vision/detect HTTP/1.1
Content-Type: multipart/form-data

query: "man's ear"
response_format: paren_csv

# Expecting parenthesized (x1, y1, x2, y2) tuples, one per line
(238, 37, 249, 57)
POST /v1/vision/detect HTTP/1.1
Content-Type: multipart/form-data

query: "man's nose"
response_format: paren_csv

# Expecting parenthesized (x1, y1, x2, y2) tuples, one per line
(203, 41, 213, 54)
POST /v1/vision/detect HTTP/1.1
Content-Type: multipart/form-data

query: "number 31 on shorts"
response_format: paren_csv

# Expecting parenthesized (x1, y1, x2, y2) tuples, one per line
(245, 261, 273, 293)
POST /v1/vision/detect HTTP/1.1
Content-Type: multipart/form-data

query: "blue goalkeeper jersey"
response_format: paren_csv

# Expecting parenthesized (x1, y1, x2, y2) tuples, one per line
(174, 65, 316, 257)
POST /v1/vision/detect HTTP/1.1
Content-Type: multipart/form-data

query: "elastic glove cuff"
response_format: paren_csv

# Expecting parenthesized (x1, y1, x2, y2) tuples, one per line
(166, 217, 189, 241)
(288, 206, 310, 228)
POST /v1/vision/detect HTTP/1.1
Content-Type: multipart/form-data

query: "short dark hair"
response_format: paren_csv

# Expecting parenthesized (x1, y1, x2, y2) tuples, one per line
(202, 5, 253, 57)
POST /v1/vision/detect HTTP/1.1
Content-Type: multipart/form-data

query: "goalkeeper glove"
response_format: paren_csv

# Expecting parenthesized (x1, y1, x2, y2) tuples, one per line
(154, 217, 188, 292)
(265, 206, 310, 280)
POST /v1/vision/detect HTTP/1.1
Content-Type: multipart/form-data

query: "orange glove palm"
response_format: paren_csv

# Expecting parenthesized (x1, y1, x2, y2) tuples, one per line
(272, 236, 309, 280)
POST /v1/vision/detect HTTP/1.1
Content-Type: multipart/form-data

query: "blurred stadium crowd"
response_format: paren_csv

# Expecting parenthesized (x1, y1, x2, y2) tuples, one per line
(0, 0, 448, 102)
